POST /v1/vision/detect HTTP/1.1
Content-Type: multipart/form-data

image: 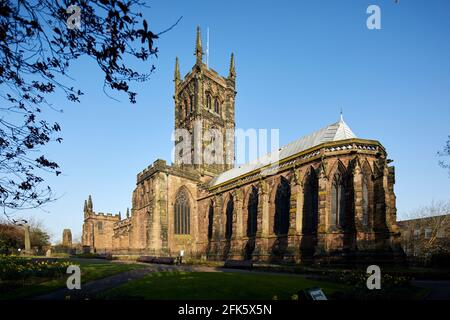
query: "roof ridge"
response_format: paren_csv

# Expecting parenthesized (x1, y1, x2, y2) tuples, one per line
(209, 119, 357, 186)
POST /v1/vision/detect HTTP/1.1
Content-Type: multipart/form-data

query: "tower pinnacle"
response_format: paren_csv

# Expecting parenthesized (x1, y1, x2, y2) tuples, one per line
(87, 195, 93, 211)
(229, 53, 236, 80)
(174, 57, 180, 92)
(195, 26, 203, 64)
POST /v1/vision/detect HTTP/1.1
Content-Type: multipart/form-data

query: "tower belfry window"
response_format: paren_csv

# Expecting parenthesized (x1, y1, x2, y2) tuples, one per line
(214, 98, 220, 114)
(206, 93, 212, 110)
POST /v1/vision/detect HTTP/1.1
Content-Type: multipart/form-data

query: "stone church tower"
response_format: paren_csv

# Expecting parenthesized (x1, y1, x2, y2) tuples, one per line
(173, 27, 236, 176)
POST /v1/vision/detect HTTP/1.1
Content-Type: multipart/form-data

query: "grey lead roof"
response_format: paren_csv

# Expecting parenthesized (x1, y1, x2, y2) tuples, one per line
(209, 118, 357, 187)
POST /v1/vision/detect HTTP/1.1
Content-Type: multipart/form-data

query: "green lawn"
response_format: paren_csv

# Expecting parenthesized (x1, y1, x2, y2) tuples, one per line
(0, 259, 145, 300)
(0, 258, 432, 300)
(99, 271, 348, 300)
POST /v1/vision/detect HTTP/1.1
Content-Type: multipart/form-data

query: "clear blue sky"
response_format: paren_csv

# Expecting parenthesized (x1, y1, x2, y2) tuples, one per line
(18, 0, 450, 242)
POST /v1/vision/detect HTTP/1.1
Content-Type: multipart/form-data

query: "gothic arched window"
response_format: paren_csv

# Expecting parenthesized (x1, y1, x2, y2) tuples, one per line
(274, 177, 291, 235)
(207, 202, 214, 240)
(184, 98, 189, 118)
(247, 186, 258, 237)
(174, 188, 190, 234)
(362, 175, 369, 227)
(206, 93, 212, 110)
(214, 98, 220, 114)
(331, 169, 346, 228)
(225, 196, 234, 240)
(190, 94, 195, 113)
(303, 168, 319, 234)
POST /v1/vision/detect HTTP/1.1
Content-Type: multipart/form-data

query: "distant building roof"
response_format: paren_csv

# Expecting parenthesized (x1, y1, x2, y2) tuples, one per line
(397, 213, 450, 225)
(210, 118, 357, 187)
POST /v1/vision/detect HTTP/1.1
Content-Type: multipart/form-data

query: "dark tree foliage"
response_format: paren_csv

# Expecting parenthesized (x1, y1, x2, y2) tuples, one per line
(0, 0, 178, 216)
(438, 136, 450, 174)
(0, 220, 50, 253)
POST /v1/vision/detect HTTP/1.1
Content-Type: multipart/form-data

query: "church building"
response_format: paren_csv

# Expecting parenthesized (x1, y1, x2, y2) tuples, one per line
(82, 27, 404, 263)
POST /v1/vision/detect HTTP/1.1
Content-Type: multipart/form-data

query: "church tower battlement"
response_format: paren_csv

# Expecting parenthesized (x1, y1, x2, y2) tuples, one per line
(173, 27, 236, 177)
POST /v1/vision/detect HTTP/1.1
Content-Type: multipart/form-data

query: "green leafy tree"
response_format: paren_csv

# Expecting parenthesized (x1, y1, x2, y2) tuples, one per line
(0, 222, 22, 254)
(0, 218, 51, 253)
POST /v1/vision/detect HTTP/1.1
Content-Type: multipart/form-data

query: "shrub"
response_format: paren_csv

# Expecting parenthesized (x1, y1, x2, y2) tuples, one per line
(326, 269, 410, 287)
(429, 252, 450, 268)
(323, 269, 412, 300)
(74, 252, 112, 260)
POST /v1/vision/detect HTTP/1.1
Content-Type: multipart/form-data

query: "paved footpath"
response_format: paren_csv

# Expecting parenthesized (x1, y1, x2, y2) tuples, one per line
(412, 280, 450, 300)
(34, 263, 216, 300)
(34, 261, 315, 300)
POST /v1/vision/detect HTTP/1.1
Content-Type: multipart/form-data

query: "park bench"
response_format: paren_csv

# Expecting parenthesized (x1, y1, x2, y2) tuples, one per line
(137, 256, 175, 265)
(153, 257, 176, 265)
(136, 256, 157, 263)
(223, 259, 253, 269)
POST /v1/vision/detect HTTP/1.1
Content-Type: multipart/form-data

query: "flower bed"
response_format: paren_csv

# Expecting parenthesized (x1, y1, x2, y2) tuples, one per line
(321, 269, 417, 299)
(0, 255, 73, 281)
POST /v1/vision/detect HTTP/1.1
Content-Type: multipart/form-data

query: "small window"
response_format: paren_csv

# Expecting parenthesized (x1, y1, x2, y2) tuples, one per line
(437, 228, 445, 239)
(424, 228, 432, 239)
(97, 221, 103, 232)
(414, 229, 420, 239)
